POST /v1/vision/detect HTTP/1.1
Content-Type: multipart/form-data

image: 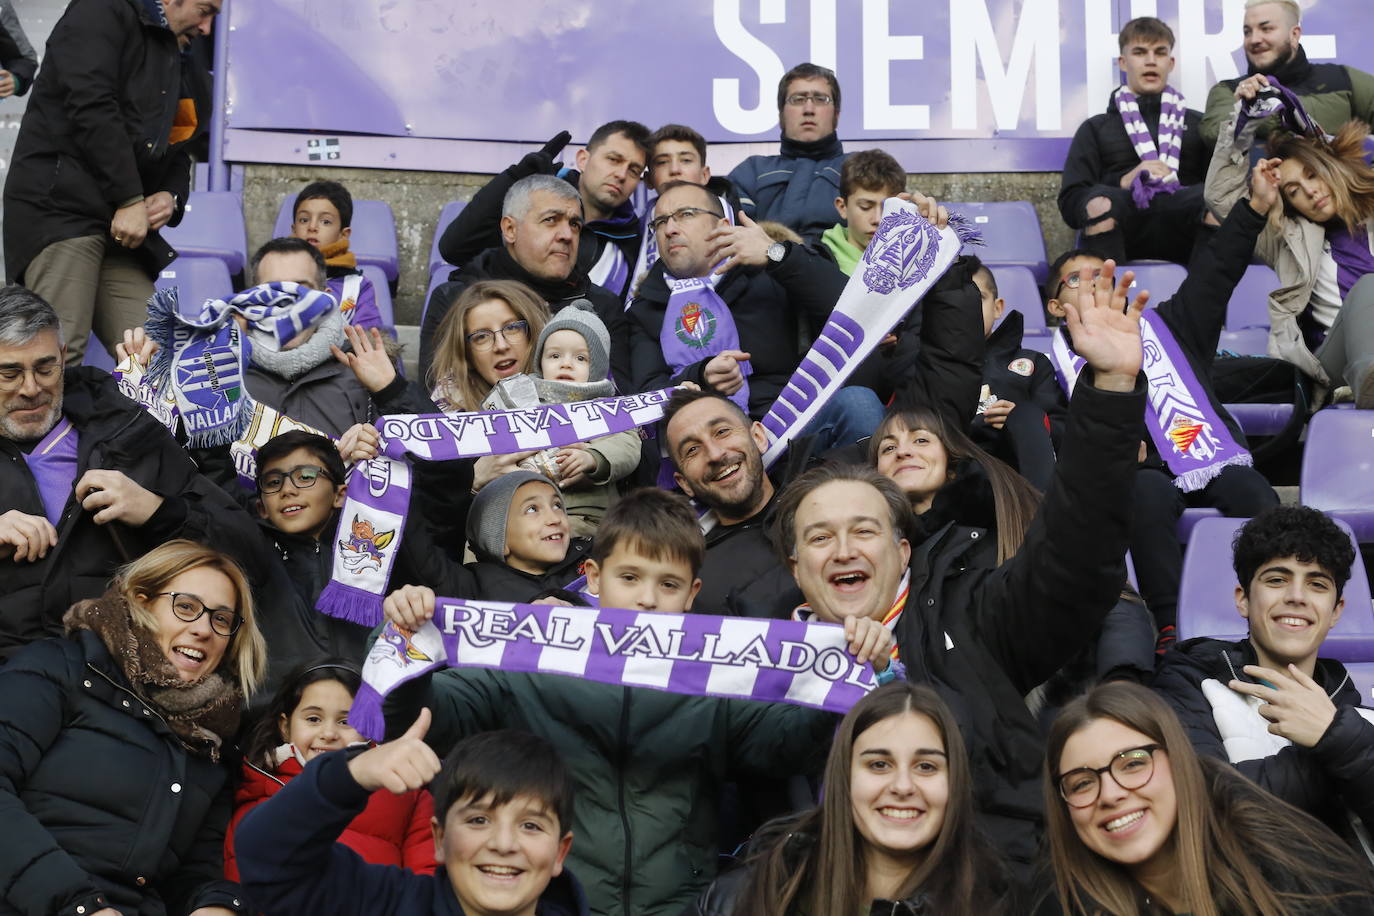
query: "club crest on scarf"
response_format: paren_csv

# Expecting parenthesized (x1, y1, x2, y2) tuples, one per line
(370, 625, 434, 671)
(674, 301, 718, 349)
(1168, 417, 1207, 456)
(339, 515, 395, 573)
(861, 208, 942, 295)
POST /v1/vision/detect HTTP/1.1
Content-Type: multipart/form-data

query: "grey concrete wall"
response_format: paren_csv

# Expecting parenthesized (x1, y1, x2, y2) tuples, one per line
(243, 164, 1074, 326)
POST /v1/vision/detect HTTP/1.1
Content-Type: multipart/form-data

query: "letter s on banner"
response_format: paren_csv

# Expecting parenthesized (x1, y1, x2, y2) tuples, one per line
(713, 0, 787, 135)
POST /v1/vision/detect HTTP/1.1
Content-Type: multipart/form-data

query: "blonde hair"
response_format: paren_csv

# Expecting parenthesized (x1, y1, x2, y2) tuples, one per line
(1268, 121, 1374, 232)
(1245, 0, 1301, 26)
(428, 280, 552, 410)
(117, 540, 267, 697)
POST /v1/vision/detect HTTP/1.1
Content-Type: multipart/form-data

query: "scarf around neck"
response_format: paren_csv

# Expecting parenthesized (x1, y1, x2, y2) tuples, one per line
(660, 271, 752, 413)
(63, 590, 242, 761)
(1113, 85, 1187, 208)
(250, 307, 347, 381)
(491, 246, 585, 304)
(781, 132, 843, 161)
(318, 237, 358, 270)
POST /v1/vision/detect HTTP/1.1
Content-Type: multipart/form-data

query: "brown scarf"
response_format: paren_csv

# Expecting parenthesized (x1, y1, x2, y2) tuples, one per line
(318, 237, 357, 270)
(63, 591, 243, 761)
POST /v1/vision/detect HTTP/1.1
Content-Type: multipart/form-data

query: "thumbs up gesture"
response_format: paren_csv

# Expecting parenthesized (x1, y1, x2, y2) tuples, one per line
(346, 708, 442, 794)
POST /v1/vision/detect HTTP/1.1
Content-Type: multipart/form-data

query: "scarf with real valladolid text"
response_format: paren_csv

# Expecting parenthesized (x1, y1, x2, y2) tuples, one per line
(1050, 313, 1251, 491)
(349, 199, 978, 722)
(1113, 84, 1187, 209)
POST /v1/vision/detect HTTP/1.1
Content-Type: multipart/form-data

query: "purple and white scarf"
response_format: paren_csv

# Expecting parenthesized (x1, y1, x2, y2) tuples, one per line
(629, 191, 735, 302)
(587, 243, 629, 299)
(142, 283, 338, 446)
(316, 387, 679, 627)
(1114, 85, 1186, 209)
(350, 599, 879, 740)
(660, 273, 752, 413)
(1050, 313, 1251, 491)
(1234, 75, 1324, 140)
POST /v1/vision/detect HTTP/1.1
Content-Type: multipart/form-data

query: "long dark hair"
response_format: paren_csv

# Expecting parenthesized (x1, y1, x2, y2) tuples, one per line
(244, 657, 363, 769)
(871, 405, 1042, 564)
(1045, 682, 1374, 915)
(732, 682, 1013, 915)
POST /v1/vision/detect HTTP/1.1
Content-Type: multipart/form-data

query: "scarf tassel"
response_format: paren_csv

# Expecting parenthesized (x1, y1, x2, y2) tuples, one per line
(349, 679, 387, 742)
(315, 580, 385, 628)
(1171, 453, 1254, 494)
(947, 212, 984, 248)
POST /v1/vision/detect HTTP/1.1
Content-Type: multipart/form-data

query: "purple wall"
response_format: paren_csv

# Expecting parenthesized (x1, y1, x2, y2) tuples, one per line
(223, 0, 1360, 173)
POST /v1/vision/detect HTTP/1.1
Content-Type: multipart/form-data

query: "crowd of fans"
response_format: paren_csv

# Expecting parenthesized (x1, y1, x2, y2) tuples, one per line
(0, 0, 1372, 913)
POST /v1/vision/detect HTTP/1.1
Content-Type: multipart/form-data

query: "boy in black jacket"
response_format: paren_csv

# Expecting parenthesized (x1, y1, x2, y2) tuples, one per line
(236, 719, 589, 916)
(463, 470, 589, 603)
(1153, 506, 1374, 847)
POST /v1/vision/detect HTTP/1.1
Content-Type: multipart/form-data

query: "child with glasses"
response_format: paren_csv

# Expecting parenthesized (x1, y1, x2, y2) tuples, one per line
(1042, 681, 1374, 915)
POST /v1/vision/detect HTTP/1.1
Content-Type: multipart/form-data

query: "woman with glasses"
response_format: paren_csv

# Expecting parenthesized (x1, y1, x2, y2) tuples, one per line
(0, 539, 268, 916)
(695, 682, 1018, 915)
(1043, 681, 1374, 915)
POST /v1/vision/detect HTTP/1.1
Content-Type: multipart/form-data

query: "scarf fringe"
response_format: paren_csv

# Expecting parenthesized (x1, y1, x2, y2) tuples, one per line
(349, 679, 387, 742)
(948, 211, 984, 248)
(1171, 453, 1254, 493)
(144, 286, 180, 393)
(315, 580, 385, 628)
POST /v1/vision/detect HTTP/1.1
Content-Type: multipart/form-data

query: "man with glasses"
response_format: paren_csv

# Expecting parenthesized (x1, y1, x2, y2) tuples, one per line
(0, 285, 259, 657)
(729, 62, 850, 244)
(420, 174, 625, 385)
(627, 179, 883, 446)
(1153, 506, 1374, 844)
(1045, 157, 1282, 652)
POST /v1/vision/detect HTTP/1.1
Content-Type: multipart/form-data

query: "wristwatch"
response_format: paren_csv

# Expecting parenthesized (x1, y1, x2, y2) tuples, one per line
(766, 241, 787, 264)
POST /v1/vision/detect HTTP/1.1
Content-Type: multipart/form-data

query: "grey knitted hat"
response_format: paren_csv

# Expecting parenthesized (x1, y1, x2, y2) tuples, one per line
(466, 470, 562, 562)
(536, 299, 611, 383)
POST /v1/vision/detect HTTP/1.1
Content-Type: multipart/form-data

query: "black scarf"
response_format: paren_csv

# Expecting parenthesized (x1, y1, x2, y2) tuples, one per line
(780, 131, 844, 161)
(1249, 43, 1313, 84)
(490, 246, 587, 303)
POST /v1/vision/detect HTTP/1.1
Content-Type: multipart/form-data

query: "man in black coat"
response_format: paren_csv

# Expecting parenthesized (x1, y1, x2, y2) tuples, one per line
(1059, 17, 1210, 265)
(418, 173, 624, 386)
(770, 261, 1149, 878)
(437, 121, 650, 302)
(1153, 506, 1374, 846)
(0, 1, 37, 100)
(3, 0, 217, 366)
(0, 284, 257, 656)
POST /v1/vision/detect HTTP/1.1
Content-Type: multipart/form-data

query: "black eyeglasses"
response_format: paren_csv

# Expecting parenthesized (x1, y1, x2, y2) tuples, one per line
(785, 92, 834, 107)
(465, 320, 530, 352)
(158, 592, 242, 637)
(648, 206, 724, 234)
(1058, 744, 1163, 808)
(258, 464, 333, 495)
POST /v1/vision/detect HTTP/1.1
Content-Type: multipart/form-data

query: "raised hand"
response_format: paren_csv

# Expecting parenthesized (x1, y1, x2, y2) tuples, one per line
(384, 584, 436, 632)
(115, 326, 159, 368)
(337, 422, 381, 463)
(843, 616, 893, 673)
(702, 350, 749, 396)
(333, 324, 397, 393)
(346, 709, 442, 794)
(707, 212, 772, 275)
(1061, 260, 1146, 392)
(1250, 157, 1283, 215)
(1233, 73, 1272, 102)
(898, 191, 949, 228)
(1230, 664, 1339, 748)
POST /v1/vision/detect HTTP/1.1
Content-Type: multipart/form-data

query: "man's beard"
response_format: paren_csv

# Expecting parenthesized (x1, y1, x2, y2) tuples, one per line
(1255, 39, 1298, 75)
(694, 448, 767, 520)
(0, 389, 62, 442)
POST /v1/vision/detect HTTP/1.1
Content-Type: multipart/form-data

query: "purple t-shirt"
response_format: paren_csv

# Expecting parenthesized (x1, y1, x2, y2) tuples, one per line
(1327, 222, 1374, 301)
(21, 417, 79, 525)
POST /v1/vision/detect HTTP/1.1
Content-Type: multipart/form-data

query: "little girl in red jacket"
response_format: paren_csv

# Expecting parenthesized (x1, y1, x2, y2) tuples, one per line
(225, 658, 438, 879)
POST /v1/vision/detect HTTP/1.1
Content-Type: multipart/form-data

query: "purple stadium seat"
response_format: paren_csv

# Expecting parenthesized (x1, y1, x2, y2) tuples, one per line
(1021, 332, 1053, 355)
(1217, 327, 1270, 356)
(949, 202, 1048, 284)
(1177, 508, 1220, 542)
(1122, 260, 1186, 305)
(429, 200, 467, 276)
(273, 197, 400, 283)
(1226, 263, 1279, 330)
(81, 332, 115, 371)
(1345, 662, 1374, 706)
(358, 264, 396, 333)
(1300, 409, 1374, 541)
(161, 191, 248, 276)
(1177, 516, 1374, 662)
(989, 265, 1046, 333)
(1225, 403, 1295, 438)
(155, 257, 234, 317)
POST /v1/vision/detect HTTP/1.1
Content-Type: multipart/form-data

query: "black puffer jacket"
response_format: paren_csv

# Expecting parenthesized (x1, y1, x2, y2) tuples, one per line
(1058, 89, 1208, 228)
(977, 309, 1067, 451)
(0, 630, 246, 916)
(3, 0, 202, 282)
(0, 369, 259, 657)
(465, 539, 591, 603)
(1153, 636, 1374, 839)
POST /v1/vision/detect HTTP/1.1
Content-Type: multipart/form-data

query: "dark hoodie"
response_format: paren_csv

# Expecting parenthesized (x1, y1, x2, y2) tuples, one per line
(465, 539, 591, 604)
(976, 309, 1067, 452)
(1153, 635, 1374, 841)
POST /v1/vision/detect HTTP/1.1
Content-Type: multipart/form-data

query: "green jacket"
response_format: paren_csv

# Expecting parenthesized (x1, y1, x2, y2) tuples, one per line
(819, 223, 863, 276)
(390, 668, 835, 916)
(1200, 50, 1374, 149)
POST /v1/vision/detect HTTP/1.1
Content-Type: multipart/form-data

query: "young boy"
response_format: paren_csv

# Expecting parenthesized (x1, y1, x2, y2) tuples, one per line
(464, 470, 590, 603)
(235, 720, 588, 916)
(970, 258, 1066, 489)
(379, 487, 891, 916)
(291, 179, 386, 332)
(820, 149, 907, 275)
(1152, 506, 1374, 845)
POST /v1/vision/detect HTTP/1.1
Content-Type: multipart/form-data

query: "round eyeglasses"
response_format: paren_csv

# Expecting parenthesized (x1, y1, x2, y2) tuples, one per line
(1058, 745, 1162, 808)
(158, 592, 242, 637)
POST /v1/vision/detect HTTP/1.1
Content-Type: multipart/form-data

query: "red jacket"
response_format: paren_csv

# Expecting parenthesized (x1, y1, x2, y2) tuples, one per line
(225, 755, 437, 880)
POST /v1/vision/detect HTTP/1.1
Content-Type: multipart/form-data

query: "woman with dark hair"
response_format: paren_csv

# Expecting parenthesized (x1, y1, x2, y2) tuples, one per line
(0, 540, 267, 916)
(695, 682, 1016, 915)
(1043, 681, 1374, 915)
(1207, 73, 1374, 403)
(870, 404, 1041, 566)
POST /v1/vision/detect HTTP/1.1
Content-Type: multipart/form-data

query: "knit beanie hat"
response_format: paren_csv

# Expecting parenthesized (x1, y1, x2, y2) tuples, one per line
(536, 300, 611, 383)
(466, 470, 562, 562)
